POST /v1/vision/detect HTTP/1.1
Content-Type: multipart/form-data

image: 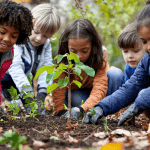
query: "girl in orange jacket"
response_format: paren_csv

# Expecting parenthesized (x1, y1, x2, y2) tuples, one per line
(52, 18, 124, 118)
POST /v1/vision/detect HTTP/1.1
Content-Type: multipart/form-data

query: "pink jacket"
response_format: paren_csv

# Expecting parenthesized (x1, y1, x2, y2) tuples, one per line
(0, 47, 14, 103)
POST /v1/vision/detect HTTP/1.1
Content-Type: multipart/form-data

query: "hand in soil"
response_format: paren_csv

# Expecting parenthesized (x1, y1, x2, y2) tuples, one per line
(84, 106, 103, 124)
(118, 103, 140, 126)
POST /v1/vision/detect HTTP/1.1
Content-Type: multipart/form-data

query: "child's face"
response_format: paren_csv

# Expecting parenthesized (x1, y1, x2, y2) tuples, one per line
(122, 43, 145, 68)
(0, 23, 19, 53)
(68, 38, 92, 63)
(29, 24, 52, 47)
(138, 26, 150, 54)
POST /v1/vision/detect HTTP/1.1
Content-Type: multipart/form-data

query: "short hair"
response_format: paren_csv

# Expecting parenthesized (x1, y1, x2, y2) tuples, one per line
(117, 23, 141, 49)
(0, 0, 33, 44)
(58, 18, 104, 72)
(31, 3, 60, 35)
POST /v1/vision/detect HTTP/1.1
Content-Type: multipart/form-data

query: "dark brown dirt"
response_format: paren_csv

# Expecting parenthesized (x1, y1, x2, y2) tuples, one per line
(0, 110, 146, 150)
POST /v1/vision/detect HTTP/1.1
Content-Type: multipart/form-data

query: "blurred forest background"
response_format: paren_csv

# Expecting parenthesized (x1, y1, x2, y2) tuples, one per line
(12, 0, 146, 71)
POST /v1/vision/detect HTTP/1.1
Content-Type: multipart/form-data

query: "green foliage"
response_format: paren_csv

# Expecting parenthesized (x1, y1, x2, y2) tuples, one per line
(0, 126, 27, 150)
(6, 101, 20, 116)
(89, 107, 96, 116)
(103, 117, 108, 132)
(7, 86, 20, 100)
(50, 136, 59, 140)
(27, 73, 33, 86)
(35, 52, 95, 94)
(65, 0, 146, 70)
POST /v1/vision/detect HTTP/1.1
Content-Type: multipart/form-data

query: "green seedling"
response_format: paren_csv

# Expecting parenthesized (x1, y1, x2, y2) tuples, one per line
(102, 117, 108, 132)
(50, 136, 59, 140)
(81, 100, 84, 105)
(6, 101, 20, 116)
(0, 126, 27, 150)
(34, 52, 95, 121)
(89, 107, 96, 117)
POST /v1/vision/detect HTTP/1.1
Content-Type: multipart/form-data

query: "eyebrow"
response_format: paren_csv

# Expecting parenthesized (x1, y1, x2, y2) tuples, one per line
(140, 37, 150, 40)
(0, 27, 19, 34)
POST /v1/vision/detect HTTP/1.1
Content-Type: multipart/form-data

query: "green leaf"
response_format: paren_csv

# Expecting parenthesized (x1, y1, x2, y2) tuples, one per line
(46, 73, 55, 84)
(13, 108, 20, 115)
(76, 62, 95, 77)
(53, 70, 63, 79)
(56, 63, 67, 70)
(68, 52, 80, 62)
(50, 136, 59, 140)
(73, 68, 81, 76)
(7, 86, 17, 98)
(47, 83, 59, 93)
(27, 73, 33, 86)
(34, 65, 57, 80)
(58, 77, 69, 88)
(72, 80, 82, 88)
(54, 54, 63, 63)
(23, 92, 34, 99)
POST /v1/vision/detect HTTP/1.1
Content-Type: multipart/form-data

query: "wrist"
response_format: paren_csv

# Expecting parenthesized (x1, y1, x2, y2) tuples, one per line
(57, 109, 68, 117)
(78, 106, 85, 114)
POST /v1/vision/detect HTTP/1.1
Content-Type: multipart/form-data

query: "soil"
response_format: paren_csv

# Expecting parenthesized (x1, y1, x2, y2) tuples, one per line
(0, 109, 147, 150)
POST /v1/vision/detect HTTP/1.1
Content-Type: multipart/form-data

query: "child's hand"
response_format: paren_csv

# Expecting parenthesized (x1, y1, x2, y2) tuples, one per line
(83, 106, 103, 124)
(118, 103, 140, 126)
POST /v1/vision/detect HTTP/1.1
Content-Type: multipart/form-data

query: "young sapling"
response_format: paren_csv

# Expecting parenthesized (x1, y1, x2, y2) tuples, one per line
(34, 52, 95, 121)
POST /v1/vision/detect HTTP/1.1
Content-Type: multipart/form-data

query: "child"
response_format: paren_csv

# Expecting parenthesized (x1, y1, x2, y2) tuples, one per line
(84, 0, 150, 125)
(1, 3, 60, 115)
(118, 23, 145, 83)
(52, 18, 124, 118)
(0, 0, 33, 114)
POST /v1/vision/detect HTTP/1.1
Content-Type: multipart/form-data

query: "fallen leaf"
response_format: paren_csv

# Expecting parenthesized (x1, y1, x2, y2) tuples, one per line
(22, 145, 31, 150)
(33, 139, 47, 150)
(142, 123, 148, 131)
(67, 135, 80, 143)
(111, 129, 131, 137)
(66, 119, 79, 130)
(94, 132, 108, 139)
(100, 142, 124, 150)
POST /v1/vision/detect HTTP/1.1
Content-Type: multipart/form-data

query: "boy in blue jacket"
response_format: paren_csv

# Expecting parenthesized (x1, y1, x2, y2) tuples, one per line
(1, 3, 60, 115)
(84, 22, 146, 125)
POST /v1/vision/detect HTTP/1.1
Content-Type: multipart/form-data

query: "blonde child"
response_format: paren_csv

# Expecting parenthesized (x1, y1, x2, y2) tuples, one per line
(1, 3, 60, 116)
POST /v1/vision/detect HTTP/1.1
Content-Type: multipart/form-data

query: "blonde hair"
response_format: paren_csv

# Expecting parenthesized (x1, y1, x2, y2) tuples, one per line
(31, 3, 60, 35)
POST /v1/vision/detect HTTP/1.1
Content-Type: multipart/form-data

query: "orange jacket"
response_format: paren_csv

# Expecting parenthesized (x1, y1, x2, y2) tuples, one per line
(52, 50, 109, 115)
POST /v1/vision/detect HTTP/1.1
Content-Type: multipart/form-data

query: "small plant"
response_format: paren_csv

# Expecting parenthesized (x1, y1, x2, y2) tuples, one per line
(89, 108, 96, 117)
(0, 126, 27, 150)
(103, 117, 108, 132)
(34, 52, 95, 121)
(81, 100, 84, 105)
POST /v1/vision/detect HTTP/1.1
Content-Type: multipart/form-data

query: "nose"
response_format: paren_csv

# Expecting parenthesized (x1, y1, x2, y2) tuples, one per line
(128, 51, 133, 58)
(36, 34, 42, 41)
(76, 51, 83, 61)
(3, 34, 10, 43)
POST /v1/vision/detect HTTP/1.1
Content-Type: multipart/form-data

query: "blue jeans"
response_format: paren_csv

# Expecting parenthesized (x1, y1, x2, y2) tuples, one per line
(64, 67, 124, 107)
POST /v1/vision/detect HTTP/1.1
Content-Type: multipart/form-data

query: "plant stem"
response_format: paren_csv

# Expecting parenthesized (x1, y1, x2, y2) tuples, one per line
(68, 69, 71, 122)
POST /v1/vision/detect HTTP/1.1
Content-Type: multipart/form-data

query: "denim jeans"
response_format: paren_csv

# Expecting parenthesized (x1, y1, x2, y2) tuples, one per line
(64, 67, 124, 107)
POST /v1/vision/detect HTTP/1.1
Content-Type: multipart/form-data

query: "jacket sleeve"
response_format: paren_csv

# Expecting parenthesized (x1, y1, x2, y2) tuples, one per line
(96, 54, 150, 116)
(37, 42, 53, 94)
(52, 72, 67, 115)
(8, 45, 32, 93)
(81, 61, 108, 112)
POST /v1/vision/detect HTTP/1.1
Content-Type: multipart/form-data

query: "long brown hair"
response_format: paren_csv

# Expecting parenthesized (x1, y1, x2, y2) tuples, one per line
(58, 18, 104, 72)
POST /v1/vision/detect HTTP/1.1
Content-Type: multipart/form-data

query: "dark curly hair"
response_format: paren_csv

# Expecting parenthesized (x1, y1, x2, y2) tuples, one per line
(58, 18, 105, 72)
(0, 0, 33, 44)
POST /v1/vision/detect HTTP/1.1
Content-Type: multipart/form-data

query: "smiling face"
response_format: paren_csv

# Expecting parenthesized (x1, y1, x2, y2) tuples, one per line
(0, 23, 19, 53)
(122, 43, 145, 68)
(138, 26, 150, 54)
(68, 38, 92, 63)
(29, 24, 52, 47)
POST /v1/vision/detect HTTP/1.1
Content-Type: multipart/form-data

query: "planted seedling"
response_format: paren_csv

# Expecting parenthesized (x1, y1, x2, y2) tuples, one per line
(34, 52, 95, 121)
(102, 117, 108, 132)
(0, 126, 27, 150)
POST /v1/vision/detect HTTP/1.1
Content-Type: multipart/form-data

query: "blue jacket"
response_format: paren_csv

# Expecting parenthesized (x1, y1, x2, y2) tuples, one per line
(124, 64, 136, 83)
(2, 40, 53, 94)
(95, 52, 150, 116)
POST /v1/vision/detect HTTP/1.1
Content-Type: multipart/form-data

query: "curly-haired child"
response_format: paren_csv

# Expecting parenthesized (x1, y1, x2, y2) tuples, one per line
(0, 0, 33, 115)
(1, 3, 60, 116)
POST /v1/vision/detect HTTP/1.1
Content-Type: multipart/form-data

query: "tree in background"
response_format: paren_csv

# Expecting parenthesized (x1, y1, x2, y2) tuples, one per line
(65, 0, 146, 70)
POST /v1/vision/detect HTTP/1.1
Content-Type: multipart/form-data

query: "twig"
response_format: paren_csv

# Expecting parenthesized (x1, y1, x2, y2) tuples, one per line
(82, 133, 94, 141)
